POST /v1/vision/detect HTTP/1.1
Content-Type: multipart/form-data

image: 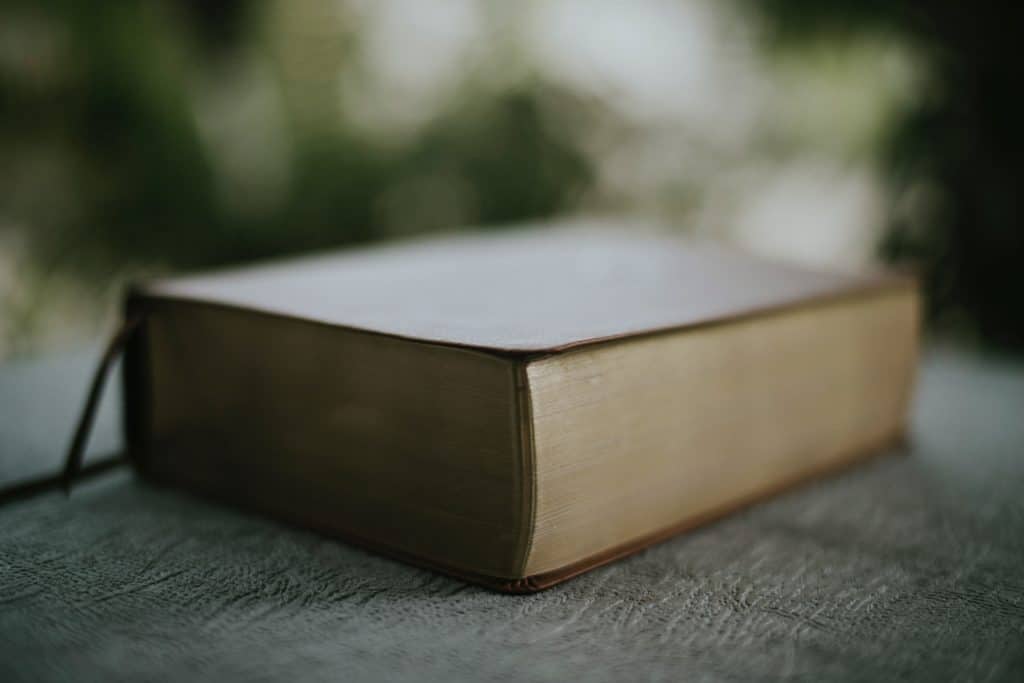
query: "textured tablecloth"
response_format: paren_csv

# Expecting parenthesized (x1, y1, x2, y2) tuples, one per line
(1, 346, 1023, 682)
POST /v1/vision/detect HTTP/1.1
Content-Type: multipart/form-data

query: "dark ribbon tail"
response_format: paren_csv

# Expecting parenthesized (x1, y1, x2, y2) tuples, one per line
(61, 315, 143, 494)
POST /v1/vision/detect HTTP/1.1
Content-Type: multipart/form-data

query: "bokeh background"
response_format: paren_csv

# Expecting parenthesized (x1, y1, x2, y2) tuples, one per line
(2, 0, 1021, 360)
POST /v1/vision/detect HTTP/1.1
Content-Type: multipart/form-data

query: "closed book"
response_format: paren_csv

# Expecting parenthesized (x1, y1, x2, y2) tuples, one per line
(99, 224, 918, 592)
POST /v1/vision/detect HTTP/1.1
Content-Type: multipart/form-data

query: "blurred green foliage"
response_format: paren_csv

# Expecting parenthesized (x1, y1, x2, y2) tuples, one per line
(2, 0, 590, 275)
(3, 0, 1023, 352)
(757, 1, 1024, 346)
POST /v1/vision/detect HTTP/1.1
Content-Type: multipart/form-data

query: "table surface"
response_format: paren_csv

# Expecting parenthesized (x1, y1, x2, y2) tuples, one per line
(1, 345, 1023, 682)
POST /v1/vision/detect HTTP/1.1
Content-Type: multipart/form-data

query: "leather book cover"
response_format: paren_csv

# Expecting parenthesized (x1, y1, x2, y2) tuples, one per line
(136, 224, 907, 354)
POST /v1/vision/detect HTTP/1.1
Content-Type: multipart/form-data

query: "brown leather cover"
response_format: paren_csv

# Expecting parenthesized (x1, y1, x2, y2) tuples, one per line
(139, 225, 906, 354)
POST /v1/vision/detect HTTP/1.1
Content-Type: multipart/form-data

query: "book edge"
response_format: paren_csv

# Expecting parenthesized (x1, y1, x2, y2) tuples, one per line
(512, 360, 538, 578)
(492, 430, 910, 593)
(121, 291, 536, 578)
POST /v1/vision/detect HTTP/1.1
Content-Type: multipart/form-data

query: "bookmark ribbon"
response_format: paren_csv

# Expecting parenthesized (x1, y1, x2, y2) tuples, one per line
(60, 315, 143, 493)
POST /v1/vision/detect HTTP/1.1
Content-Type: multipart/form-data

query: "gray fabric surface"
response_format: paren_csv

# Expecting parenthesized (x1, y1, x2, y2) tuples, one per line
(1, 346, 1023, 682)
